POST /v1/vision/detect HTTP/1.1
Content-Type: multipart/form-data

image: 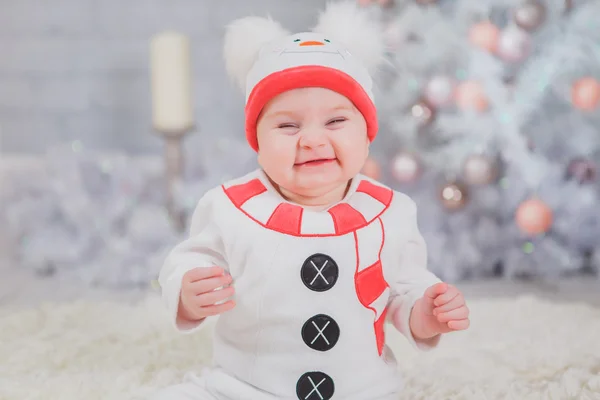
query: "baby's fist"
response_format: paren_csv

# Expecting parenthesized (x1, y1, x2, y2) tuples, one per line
(178, 266, 235, 323)
(424, 282, 470, 332)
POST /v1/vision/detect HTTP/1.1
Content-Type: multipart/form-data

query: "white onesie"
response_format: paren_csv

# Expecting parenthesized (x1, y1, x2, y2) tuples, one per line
(152, 168, 441, 400)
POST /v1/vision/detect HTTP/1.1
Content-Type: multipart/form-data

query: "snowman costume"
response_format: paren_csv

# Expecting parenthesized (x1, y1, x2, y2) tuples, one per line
(153, 4, 442, 400)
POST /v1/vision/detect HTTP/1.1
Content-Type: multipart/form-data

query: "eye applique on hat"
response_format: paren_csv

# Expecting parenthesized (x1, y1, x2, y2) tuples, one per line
(266, 33, 347, 57)
(293, 37, 331, 46)
(223, 1, 385, 152)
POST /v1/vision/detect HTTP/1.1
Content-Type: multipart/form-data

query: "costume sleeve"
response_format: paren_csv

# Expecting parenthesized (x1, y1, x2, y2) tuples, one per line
(385, 195, 442, 351)
(158, 188, 228, 334)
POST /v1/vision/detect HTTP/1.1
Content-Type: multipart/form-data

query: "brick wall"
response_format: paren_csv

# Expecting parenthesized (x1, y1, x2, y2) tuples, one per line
(0, 0, 326, 154)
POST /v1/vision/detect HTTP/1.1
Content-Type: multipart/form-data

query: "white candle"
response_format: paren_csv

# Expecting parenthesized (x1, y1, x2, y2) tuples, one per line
(150, 31, 194, 133)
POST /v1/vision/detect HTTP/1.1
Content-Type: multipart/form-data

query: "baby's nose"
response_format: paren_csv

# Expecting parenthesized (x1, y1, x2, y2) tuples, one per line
(300, 130, 327, 148)
(299, 40, 324, 46)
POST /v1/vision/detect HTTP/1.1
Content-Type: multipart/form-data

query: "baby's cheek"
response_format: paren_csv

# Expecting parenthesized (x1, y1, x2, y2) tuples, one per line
(340, 143, 365, 166)
(341, 128, 369, 161)
(260, 143, 296, 178)
(272, 140, 297, 164)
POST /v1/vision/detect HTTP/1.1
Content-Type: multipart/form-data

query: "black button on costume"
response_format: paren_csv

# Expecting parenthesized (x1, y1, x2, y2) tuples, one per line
(301, 314, 340, 352)
(300, 253, 339, 292)
(296, 371, 335, 400)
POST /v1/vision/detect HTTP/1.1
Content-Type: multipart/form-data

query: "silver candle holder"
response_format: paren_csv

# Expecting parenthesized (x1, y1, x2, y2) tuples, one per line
(156, 127, 193, 233)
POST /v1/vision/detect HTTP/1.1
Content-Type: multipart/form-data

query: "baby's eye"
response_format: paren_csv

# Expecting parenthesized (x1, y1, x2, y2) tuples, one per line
(293, 39, 301, 42)
(324, 39, 330, 43)
(278, 123, 297, 129)
(327, 118, 346, 125)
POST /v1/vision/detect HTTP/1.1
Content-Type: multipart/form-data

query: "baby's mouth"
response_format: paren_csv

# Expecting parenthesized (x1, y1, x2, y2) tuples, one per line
(295, 158, 337, 167)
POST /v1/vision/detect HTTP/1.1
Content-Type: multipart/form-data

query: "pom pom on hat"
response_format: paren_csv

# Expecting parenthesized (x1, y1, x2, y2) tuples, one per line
(311, 1, 385, 74)
(223, 16, 290, 92)
(224, 1, 384, 152)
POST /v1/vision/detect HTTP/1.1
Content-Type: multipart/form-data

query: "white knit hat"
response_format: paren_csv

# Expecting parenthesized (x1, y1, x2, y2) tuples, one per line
(223, 1, 385, 152)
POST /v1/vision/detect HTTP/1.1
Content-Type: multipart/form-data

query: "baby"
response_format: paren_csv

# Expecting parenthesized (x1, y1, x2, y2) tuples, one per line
(152, 3, 469, 400)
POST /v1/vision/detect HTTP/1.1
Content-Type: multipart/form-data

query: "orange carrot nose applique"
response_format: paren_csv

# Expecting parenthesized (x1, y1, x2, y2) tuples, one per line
(299, 40, 324, 46)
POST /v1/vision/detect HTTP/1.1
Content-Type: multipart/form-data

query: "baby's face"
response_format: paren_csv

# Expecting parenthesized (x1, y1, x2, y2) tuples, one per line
(256, 87, 369, 202)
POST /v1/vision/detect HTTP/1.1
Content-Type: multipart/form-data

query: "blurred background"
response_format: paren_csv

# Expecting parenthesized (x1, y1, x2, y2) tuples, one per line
(1, 0, 599, 306)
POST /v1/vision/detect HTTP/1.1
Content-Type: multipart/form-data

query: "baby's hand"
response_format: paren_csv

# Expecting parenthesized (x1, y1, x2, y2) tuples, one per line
(410, 282, 470, 340)
(425, 282, 470, 332)
(178, 266, 236, 323)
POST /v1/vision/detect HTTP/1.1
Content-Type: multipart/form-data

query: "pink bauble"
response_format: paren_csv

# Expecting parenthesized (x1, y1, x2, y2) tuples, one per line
(411, 100, 436, 127)
(361, 157, 381, 180)
(516, 198, 553, 235)
(455, 81, 489, 112)
(463, 154, 498, 185)
(439, 181, 469, 211)
(497, 26, 532, 63)
(358, 0, 373, 6)
(469, 21, 500, 53)
(572, 77, 600, 111)
(514, 0, 547, 31)
(424, 75, 456, 107)
(391, 152, 421, 183)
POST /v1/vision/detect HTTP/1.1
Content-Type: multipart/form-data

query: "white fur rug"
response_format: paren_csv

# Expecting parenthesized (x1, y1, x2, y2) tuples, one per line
(1, 294, 599, 400)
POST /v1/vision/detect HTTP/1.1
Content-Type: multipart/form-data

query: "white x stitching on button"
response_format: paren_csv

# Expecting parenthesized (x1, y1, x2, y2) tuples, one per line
(309, 260, 329, 285)
(305, 376, 326, 400)
(310, 320, 331, 345)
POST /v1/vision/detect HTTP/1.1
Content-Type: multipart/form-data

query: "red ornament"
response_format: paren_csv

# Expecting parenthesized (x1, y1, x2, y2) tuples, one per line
(469, 21, 500, 53)
(572, 77, 600, 111)
(455, 81, 489, 112)
(515, 197, 553, 235)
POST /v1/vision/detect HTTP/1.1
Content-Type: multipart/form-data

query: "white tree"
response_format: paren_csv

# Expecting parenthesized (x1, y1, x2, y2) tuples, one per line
(366, 0, 600, 281)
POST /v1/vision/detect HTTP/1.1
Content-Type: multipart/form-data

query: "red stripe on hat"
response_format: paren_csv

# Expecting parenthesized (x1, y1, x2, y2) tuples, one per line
(328, 203, 367, 235)
(245, 65, 378, 152)
(266, 203, 303, 235)
(224, 178, 266, 207)
(355, 260, 387, 307)
(357, 180, 393, 206)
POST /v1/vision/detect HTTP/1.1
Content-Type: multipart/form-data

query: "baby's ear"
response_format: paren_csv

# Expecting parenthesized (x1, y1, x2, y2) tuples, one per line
(223, 16, 290, 92)
(311, 1, 385, 74)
